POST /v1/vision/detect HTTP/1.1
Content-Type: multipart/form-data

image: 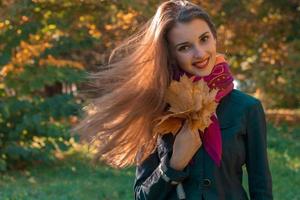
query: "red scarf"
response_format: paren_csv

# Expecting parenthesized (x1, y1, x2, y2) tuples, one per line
(173, 55, 234, 167)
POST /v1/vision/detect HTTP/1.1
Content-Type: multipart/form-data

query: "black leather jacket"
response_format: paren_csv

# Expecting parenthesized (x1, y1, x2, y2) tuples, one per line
(133, 89, 273, 200)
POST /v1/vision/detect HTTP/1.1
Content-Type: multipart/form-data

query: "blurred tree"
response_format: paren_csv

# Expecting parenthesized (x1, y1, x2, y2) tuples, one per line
(0, 0, 149, 170)
(0, 0, 299, 170)
(194, 0, 300, 108)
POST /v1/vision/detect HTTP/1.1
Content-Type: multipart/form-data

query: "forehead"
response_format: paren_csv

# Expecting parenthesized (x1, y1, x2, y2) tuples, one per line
(167, 19, 211, 45)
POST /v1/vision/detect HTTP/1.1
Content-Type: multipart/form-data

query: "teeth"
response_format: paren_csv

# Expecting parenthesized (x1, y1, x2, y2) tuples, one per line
(201, 59, 207, 63)
(193, 58, 208, 68)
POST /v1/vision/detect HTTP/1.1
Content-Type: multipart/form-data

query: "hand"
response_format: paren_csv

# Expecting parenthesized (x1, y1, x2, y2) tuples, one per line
(169, 120, 202, 171)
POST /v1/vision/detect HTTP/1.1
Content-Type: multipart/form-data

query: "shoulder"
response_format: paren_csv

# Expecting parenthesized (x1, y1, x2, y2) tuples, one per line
(216, 89, 264, 124)
(228, 89, 260, 105)
(225, 89, 262, 109)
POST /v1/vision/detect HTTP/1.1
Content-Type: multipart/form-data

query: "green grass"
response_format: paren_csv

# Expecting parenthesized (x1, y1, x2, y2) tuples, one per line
(0, 154, 136, 200)
(241, 123, 300, 200)
(265, 123, 300, 200)
(0, 123, 299, 200)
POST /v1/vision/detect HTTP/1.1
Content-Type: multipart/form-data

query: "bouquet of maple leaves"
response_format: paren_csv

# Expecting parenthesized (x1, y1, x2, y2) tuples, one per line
(153, 74, 219, 136)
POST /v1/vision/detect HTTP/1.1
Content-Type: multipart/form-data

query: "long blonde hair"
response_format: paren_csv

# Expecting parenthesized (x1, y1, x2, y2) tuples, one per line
(73, 0, 217, 168)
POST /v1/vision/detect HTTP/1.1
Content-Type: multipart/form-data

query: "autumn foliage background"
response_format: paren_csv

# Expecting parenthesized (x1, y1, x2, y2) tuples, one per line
(0, 0, 299, 199)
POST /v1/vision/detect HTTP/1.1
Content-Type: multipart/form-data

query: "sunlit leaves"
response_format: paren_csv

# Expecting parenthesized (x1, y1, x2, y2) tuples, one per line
(154, 75, 218, 135)
(0, 0, 298, 171)
(194, 0, 300, 108)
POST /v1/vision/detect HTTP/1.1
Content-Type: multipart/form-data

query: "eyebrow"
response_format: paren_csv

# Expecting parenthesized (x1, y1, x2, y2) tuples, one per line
(175, 31, 210, 48)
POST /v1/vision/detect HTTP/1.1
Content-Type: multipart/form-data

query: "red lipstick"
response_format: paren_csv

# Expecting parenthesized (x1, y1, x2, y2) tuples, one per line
(192, 58, 209, 69)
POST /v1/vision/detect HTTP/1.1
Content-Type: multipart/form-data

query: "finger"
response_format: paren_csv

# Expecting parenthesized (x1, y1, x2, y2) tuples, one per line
(181, 120, 189, 131)
(177, 120, 188, 135)
(192, 129, 201, 141)
(183, 119, 189, 127)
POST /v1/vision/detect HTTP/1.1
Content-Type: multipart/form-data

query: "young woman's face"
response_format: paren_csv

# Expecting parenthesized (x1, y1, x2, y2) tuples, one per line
(167, 18, 217, 77)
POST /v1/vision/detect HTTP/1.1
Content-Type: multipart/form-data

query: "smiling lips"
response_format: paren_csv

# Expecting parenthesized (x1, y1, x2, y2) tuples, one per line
(192, 58, 210, 69)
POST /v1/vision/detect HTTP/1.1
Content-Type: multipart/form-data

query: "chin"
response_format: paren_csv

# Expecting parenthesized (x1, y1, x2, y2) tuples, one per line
(192, 67, 212, 77)
(199, 71, 210, 76)
(191, 62, 214, 77)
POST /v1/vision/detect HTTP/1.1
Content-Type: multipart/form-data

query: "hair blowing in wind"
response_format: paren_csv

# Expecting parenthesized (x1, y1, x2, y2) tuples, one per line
(72, 0, 217, 168)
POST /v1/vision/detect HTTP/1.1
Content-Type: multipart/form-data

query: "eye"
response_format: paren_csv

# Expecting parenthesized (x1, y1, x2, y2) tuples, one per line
(178, 45, 190, 52)
(200, 35, 209, 42)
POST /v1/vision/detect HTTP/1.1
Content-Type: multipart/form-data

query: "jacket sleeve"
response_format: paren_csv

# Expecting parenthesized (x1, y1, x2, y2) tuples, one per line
(245, 100, 273, 200)
(133, 141, 190, 200)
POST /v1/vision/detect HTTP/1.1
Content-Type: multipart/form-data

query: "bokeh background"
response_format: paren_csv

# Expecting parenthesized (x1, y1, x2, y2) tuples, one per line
(0, 0, 299, 199)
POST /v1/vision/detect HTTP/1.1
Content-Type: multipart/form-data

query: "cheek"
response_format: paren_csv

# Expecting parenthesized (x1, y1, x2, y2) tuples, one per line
(209, 40, 217, 53)
(211, 44, 217, 54)
(175, 53, 191, 65)
(174, 53, 192, 72)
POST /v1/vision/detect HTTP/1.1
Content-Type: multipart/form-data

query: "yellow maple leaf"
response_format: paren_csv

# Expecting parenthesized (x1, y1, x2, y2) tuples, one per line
(153, 74, 218, 136)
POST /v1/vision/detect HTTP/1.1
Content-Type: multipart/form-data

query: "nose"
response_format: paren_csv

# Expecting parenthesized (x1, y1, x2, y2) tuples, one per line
(193, 45, 205, 59)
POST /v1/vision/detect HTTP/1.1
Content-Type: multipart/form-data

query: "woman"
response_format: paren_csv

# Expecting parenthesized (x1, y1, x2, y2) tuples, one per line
(74, 0, 273, 199)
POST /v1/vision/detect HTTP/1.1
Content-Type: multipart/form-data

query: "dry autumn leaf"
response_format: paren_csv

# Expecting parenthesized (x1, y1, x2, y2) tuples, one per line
(153, 74, 218, 136)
